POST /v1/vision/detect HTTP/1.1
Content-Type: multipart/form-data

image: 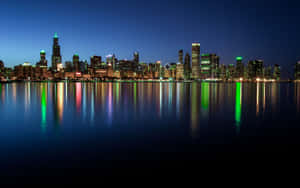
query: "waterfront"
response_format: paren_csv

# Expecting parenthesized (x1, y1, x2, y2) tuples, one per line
(0, 82, 300, 176)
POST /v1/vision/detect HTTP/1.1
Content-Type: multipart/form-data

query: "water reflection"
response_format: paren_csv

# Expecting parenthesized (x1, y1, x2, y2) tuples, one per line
(296, 82, 300, 112)
(41, 83, 47, 133)
(191, 82, 200, 138)
(0, 82, 299, 138)
(235, 82, 242, 134)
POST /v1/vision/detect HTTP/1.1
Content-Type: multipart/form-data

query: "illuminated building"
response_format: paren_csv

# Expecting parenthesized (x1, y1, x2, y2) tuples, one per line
(73, 54, 80, 72)
(65, 61, 73, 72)
(264, 66, 272, 79)
(106, 54, 114, 65)
(201, 54, 211, 79)
(79, 60, 88, 73)
(91, 56, 102, 69)
(176, 63, 184, 80)
(200, 54, 219, 79)
(134, 52, 139, 64)
(184, 53, 191, 80)
(14, 62, 34, 80)
(191, 43, 200, 80)
(256, 60, 264, 78)
(178, 50, 183, 64)
(247, 60, 264, 80)
(226, 64, 235, 80)
(295, 61, 300, 80)
(235, 57, 244, 78)
(273, 64, 281, 81)
(0, 60, 4, 71)
(36, 50, 48, 67)
(51, 32, 62, 72)
(219, 64, 227, 81)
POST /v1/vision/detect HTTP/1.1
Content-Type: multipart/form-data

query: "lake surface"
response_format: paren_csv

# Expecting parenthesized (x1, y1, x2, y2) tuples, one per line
(0, 82, 299, 176)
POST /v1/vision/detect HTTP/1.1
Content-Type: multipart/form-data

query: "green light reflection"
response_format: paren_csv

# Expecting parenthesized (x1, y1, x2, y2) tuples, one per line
(41, 84, 47, 133)
(235, 82, 242, 133)
(201, 82, 209, 110)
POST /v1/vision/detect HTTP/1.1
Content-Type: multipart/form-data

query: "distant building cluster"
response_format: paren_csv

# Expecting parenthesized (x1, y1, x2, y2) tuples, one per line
(0, 33, 298, 82)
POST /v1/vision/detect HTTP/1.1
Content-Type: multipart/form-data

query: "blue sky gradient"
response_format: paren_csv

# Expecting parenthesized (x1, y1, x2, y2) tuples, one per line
(0, 0, 299, 75)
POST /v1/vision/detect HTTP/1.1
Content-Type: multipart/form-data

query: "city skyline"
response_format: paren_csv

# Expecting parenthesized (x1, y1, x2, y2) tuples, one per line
(0, 0, 299, 74)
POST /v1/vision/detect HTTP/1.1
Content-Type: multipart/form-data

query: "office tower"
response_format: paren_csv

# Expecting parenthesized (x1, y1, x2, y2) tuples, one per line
(247, 61, 256, 80)
(235, 57, 244, 79)
(273, 64, 281, 81)
(200, 54, 219, 79)
(247, 60, 264, 80)
(36, 50, 48, 67)
(0, 60, 4, 72)
(227, 64, 235, 80)
(73, 54, 80, 72)
(295, 61, 300, 80)
(79, 60, 88, 73)
(219, 64, 227, 81)
(191, 43, 200, 80)
(264, 66, 272, 79)
(176, 63, 184, 80)
(256, 60, 264, 78)
(178, 50, 183, 64)
(201, 54, 211, 79)
(91, 56, 102, 69)
(106, 54, 114, 65)
(51, 32, 62, 72)
(134, 52, 139, 64)
(133, 52, 139, 72)
(184, 53, 191, 80)
(65, 61, 73, 72)
(211, 55, 219, 78)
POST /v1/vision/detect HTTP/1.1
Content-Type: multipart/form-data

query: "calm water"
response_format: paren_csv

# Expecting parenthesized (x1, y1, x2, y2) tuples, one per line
(0, 82, 300, 175)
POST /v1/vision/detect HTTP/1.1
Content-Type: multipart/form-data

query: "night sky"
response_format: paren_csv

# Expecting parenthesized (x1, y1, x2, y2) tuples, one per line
(0, 0, 299, 75)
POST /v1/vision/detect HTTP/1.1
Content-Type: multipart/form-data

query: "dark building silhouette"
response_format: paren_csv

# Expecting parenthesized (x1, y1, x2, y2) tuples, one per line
(184, 53, 191, 80)
(273, 64, 281, 80)
(0, 60, 4, 72)
(178, 50, 183, 64)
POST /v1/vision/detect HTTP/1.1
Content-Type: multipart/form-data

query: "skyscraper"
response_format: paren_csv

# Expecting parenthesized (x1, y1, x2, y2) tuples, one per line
(235, 57, 244, 79)
(184, 53, 191, 80)
(36, 50, 48, 67)
(201, 54, 219, 79)
(0, 60, 4, 73)
(191, 43, 200, 80)
(273, 64, 281, 81)
(178, 50, 183, 64)
(246, 60, 263, 80)
(201, 54, 211, 79)
(73, 54, 80, 72)
(91, 56, 102, 69)
(51, 33, 62, 72)
(256, 60, 264, 78)
(134, 52, 139, 64)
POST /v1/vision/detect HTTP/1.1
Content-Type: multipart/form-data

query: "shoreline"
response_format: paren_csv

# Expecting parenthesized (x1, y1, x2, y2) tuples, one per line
(0, 80, 295, 83)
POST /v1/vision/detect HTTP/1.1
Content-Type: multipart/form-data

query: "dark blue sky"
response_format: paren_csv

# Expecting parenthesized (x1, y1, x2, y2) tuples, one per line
(0, 0, 299, 74)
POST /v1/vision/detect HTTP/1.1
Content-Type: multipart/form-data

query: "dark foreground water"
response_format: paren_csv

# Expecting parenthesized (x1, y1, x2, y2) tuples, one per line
(0, 82, 300, 177)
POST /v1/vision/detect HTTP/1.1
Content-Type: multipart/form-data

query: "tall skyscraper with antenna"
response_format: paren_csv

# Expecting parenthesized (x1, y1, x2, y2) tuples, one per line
(51, 32, 62, 72)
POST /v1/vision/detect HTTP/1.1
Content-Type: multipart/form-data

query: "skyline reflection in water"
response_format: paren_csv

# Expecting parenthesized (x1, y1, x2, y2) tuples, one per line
(0, 82, 298, 138)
